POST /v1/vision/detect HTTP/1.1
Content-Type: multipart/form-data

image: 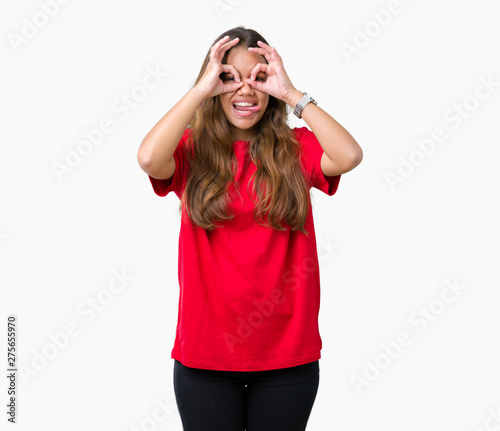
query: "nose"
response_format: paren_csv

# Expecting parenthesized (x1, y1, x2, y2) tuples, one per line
(237, 80, 255, 95)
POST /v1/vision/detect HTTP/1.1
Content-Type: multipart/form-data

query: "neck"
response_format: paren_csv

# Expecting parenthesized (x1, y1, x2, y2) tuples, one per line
(232, 126, 255, 142)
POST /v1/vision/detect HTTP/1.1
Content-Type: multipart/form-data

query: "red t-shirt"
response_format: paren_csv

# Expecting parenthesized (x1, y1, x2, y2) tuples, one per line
(148, 127, 341, 371)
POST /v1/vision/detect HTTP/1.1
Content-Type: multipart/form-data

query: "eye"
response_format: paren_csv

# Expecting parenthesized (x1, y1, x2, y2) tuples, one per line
(256, 74, 267, 82)
(221, 74, 234, 82)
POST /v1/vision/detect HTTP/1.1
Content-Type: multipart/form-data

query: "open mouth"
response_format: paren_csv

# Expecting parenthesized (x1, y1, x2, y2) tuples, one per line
(233, 102, 261, 117)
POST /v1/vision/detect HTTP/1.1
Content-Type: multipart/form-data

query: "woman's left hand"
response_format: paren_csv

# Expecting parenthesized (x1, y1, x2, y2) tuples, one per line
(246, 41, 298, 104)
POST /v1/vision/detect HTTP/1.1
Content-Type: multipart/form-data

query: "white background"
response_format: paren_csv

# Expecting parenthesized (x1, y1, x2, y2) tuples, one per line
(2, 0, 500, 430)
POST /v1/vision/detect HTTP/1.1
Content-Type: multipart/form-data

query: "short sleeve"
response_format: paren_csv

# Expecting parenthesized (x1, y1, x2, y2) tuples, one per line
(294, 127, 341, 196)
(148, 129, 191, 198)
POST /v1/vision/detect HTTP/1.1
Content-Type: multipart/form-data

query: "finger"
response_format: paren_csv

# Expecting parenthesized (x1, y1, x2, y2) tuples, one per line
(247, 46, 268, 56)
(248, 46, 272, 63)
(221, 64, 241, 83)
(216, 37, 240, 61)
(210, 35, 229, 57)
(249, 63, 268, 81)
(257, 41, 282, 61)
(221, 81, 244, 94)
(245, 78, 267, 93)
(249, 45, 281, 64)
(257, 40, 276, 53)
(220, 37, 240, 53)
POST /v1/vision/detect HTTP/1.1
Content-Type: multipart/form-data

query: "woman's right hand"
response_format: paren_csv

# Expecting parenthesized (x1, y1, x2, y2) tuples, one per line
(194, 35, 244, 99)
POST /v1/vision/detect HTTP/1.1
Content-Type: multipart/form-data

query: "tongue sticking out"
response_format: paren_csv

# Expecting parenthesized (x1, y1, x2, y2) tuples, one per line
(234, 104, 261, 112)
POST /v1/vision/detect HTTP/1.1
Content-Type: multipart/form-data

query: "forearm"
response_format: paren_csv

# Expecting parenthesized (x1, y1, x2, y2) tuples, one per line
(285, 89, 363, 168)
(137, 87, 206, 176)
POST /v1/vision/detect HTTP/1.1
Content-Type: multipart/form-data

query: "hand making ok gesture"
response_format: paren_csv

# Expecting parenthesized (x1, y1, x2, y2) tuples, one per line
(246, 41, 298, 104)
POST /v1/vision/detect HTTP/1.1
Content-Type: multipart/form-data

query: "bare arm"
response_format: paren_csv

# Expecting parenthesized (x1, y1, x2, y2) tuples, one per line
(137, 87, 206, 180)
(137, 35, 244, 180)
(247, 41, 363, 177)
(284, 89, 363, 177)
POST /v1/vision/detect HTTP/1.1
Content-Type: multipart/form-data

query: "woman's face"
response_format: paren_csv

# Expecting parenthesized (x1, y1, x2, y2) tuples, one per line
(219, 47, 270, 141)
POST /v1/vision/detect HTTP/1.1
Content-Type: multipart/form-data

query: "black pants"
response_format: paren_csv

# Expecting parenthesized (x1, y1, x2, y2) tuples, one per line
(173, 359, 320, 431)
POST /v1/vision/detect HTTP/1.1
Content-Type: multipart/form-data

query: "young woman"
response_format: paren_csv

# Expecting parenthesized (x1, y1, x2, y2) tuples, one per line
(137, 26, 362, 431)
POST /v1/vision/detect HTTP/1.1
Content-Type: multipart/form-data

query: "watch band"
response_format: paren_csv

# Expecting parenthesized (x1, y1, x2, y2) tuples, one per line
(293, 92, 318, 119)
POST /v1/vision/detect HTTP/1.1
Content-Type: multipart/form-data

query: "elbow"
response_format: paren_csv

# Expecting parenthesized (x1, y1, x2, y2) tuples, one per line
(137, 146, 154, 173)
(352, 147, 363, 168)
(343, 147, 363, 172)
(349, 137, 363, 168)
(138, 134, 160, 172)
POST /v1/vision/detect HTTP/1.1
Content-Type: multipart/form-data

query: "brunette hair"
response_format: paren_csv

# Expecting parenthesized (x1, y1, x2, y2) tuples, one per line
(180, 26, 312, 235)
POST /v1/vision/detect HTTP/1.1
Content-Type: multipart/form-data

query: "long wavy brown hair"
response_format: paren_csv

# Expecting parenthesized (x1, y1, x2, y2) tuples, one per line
(180, 26, 312, 235)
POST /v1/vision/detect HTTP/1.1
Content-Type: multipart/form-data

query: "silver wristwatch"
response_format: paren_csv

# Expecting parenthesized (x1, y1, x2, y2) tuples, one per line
(293, 92, 318, 119)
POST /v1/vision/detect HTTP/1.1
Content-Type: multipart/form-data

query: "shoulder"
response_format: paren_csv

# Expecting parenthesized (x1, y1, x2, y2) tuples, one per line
(176, 128, 194, 157)
(180, 128, 193, 146)
(290, 127, 322, 158)
(291, 126, 315, 143)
